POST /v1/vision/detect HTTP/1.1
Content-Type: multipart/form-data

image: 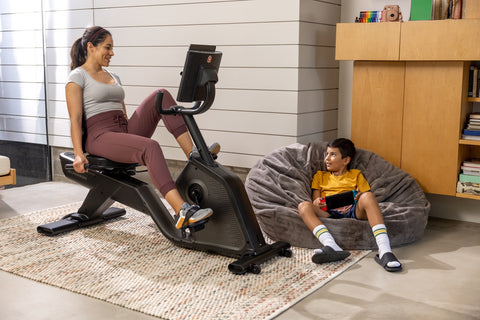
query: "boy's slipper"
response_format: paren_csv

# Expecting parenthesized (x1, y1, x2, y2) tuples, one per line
(374, 252, 402, 272)
(312, 246, 351, 264)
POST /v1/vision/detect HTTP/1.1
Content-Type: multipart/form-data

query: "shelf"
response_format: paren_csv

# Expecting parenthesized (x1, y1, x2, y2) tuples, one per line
(400, 20, 480, 61)
(336, 20, 480, 62)
(459, 139, 480, 146)
(456, 193, 480, 200)
(467, 97, 480, 103)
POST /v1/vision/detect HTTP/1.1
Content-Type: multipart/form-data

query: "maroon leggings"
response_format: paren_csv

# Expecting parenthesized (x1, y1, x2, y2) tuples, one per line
(85, 89, 187, 196)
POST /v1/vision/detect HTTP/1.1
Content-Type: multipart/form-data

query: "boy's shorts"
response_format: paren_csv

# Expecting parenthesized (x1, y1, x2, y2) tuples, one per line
(327, 203, 357, 219)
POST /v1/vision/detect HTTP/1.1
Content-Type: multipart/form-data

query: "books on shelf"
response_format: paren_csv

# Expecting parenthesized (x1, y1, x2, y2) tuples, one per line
(462, 113, 480, 140)
(459, 173, 480, 183)
(457, 159, 480, 196)
(411, 0, 433, 21)
(431, 0, 462, 20)
(457, 181, 480, 196)
(463, 170, 480, 176)
(468, 65, 480, 98)
(462, 135, 480, 140)
(463, 159, 480, 167)
(463, 130, 480, 136)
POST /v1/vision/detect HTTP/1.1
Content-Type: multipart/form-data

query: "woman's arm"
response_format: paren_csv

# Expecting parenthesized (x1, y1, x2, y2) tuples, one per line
(65, 82, 88, 173)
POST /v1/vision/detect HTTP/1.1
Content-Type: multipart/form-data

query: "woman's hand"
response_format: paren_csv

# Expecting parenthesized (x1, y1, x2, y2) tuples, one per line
(73, 154, 89, 173)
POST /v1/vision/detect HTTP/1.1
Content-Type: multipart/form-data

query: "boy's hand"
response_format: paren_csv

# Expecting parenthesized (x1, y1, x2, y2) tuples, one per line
(313, 197, 327, 211)
(354, 189, 361, 201)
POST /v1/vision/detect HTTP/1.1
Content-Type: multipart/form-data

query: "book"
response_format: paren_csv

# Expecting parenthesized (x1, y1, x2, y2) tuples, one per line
(466, 124, 480, 130)
(462, 164, 480, 171)
(456, 181, 480, 196)
(473, 67, 479, 98)
(464, 159, 480, 166)
(469, 65, 475, 97)
(463, 170, 480, 176)
(463, 129, 480, 136)
(452, 0, 462, 19)
(462, 134, 480, 141)
(459, 173, 480, 183)
(411, 0, 432, 20)
(432, 0, 443, 19)
(470, 113, 480, 120)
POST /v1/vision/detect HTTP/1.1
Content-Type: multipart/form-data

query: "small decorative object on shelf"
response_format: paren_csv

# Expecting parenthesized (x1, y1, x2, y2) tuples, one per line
(382, 5, 403, 22)
(356, 11, 382, 23)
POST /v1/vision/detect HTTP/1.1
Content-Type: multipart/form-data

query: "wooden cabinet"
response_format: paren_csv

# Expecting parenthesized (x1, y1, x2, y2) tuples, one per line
(336, 20, 480, 199)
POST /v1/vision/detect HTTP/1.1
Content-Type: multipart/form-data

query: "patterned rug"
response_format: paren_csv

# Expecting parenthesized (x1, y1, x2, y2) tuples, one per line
(0, 202, 370, 320)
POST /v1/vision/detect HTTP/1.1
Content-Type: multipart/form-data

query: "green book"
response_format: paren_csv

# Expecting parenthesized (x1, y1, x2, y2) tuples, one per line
(410, 0, 432, 21)
(459, 173, 480, 184)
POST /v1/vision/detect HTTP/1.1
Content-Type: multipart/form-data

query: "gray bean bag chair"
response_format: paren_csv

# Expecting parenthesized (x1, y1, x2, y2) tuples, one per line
(245, 142, 430, 250)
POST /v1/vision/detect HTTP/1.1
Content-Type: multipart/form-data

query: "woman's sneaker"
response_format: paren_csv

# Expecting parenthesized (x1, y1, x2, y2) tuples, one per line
(175, 202, 213, 229)
(191, 142, 221, 159)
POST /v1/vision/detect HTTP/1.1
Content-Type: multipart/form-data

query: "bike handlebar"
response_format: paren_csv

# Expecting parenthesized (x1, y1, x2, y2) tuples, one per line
(155, 82, 216, 116)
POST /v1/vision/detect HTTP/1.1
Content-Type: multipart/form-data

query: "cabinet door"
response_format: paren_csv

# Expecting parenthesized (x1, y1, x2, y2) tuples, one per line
(402, 61, 464, 195)
(351, 61, 405, 167)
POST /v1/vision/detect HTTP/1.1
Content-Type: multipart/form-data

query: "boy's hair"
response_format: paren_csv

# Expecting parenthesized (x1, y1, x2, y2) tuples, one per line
(327, 138, 356, 169)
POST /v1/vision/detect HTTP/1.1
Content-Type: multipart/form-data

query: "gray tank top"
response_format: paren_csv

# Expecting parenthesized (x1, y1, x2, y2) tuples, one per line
(66, 67, 125, 119)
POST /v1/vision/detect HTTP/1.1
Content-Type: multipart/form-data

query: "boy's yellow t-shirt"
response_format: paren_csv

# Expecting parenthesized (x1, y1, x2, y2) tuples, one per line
(311, 169, 371, 198)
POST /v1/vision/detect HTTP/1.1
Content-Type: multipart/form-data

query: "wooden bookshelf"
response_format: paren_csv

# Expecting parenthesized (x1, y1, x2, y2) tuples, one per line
(459, 139, 480, 146)
(456, 193, 480, 200)
(336, 19, 480, 198)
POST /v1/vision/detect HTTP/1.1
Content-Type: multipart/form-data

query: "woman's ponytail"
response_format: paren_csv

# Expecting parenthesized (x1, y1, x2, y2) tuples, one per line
(70, 37, 86, 70)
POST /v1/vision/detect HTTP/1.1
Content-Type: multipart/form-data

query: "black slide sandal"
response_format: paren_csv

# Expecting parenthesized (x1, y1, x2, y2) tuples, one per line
(375, 252, 402, 272)
(312, 246, 351, 264)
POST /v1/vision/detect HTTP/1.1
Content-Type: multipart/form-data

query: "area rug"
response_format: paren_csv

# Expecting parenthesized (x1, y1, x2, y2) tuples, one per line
(0, 202, 370, 320)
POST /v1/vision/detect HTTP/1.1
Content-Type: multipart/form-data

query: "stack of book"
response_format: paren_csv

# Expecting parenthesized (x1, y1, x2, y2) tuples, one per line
(457, 159, 480, 196)
(462, 113, 480, 141)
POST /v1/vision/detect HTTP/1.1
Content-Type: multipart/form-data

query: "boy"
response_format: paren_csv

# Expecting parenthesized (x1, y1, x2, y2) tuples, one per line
(298, 138, 402, 272)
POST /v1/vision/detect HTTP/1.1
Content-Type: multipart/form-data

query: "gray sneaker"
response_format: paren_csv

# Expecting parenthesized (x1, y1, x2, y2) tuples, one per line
(175, 202, 213, 229)
(191, 142, 221, 158)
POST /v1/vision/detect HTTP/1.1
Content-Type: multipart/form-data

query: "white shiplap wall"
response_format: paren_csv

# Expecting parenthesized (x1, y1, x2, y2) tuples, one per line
(3, 0, 340, 169)
(0, 1, 47, 144)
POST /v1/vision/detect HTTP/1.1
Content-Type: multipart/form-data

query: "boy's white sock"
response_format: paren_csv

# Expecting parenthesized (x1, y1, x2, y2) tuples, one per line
(313, 224, 342, 252)
(372, 224, 400, 268)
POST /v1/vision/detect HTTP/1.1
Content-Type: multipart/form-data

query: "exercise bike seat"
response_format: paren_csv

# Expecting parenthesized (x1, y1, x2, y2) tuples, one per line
(86, 154, 137, 172)
(63, 152, 139, 176)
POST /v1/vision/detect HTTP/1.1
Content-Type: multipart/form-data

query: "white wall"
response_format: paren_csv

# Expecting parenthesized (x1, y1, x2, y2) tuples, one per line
(26, 0, 339, 169)
(0, 1, 47, 144)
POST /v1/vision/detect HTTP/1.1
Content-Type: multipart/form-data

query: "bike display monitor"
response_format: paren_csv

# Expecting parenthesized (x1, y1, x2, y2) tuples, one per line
(177, 44, 222, 103)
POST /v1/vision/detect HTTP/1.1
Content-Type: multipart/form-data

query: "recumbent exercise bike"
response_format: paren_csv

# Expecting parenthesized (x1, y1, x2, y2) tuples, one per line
(37, 44, 291, 274)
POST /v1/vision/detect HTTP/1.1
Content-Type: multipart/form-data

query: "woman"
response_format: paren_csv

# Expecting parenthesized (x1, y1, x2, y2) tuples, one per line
(66, 26, 215, 229)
